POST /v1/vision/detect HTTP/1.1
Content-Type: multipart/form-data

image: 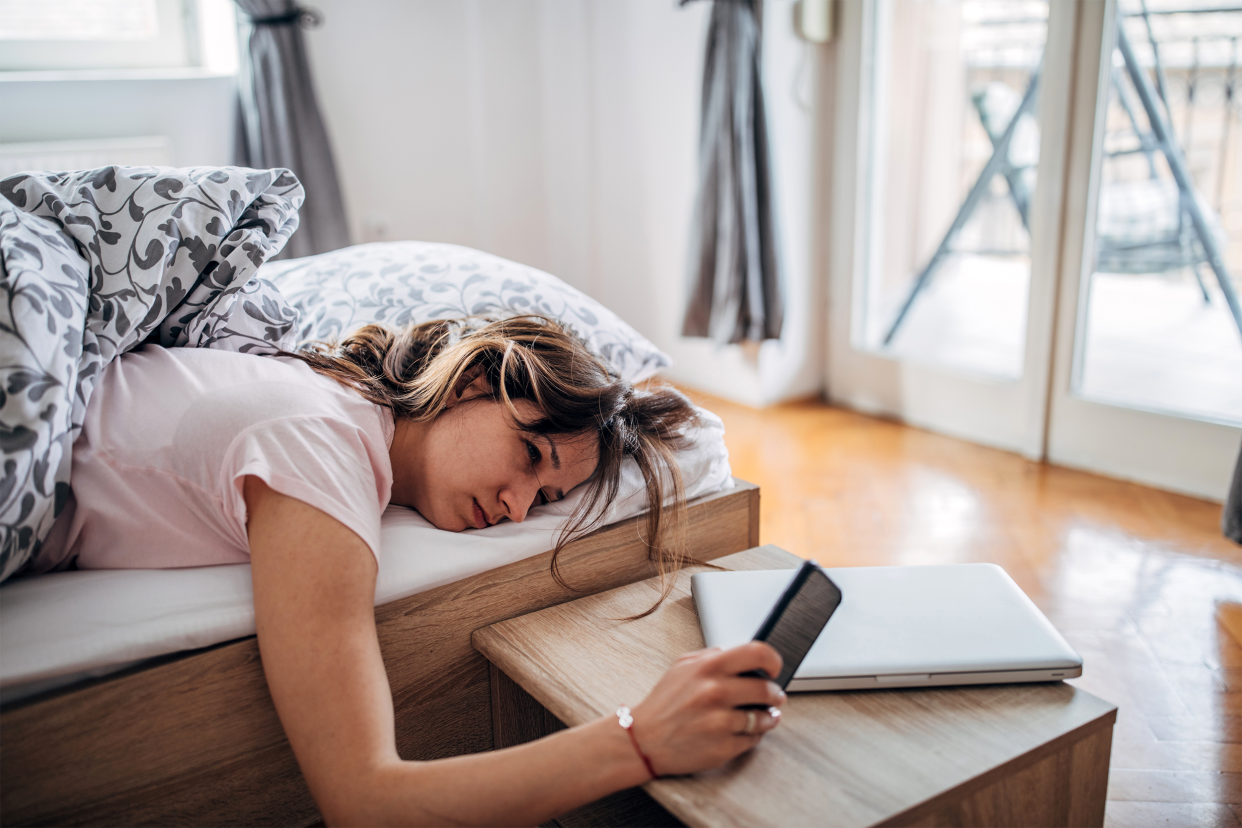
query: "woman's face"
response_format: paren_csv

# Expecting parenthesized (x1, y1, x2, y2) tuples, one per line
(393, 383, 600, 532)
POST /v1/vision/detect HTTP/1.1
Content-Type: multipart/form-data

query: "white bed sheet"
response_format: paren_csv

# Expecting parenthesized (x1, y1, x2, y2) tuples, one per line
(0, 412, 732, 703)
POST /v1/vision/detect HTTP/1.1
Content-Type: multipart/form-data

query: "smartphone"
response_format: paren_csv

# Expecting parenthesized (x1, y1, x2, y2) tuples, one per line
(743, 561, 843, 690)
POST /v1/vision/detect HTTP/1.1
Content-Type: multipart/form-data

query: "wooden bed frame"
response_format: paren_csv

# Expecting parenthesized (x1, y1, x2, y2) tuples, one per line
(0, 480, 759, 826)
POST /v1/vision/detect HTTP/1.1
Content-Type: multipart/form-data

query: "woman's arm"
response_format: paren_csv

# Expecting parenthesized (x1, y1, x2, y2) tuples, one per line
(245, 477, 784, 827)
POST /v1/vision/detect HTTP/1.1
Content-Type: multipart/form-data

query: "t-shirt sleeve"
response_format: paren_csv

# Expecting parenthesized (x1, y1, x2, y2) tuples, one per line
(225, 415, 387, 565)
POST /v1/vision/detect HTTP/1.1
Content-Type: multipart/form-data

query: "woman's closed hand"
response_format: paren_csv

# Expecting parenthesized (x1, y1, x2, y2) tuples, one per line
(628, 642, 785, 777)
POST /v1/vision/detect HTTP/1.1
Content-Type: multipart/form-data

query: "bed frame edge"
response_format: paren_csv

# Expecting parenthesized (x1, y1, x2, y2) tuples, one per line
(0, 479, 759, 827)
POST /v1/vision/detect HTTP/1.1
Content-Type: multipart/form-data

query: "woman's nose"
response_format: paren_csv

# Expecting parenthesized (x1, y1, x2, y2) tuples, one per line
(500, 479, 538, 523)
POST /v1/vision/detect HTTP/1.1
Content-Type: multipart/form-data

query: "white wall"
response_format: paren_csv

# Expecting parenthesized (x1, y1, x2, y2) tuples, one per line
(0, 0, 827, 408)
(304, 0, 826, 407)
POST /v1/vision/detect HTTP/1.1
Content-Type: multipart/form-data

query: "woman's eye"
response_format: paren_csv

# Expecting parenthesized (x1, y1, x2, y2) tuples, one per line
(525, 440, 542, 466)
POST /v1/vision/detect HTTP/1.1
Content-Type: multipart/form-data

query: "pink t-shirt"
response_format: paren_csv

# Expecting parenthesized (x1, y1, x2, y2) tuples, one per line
(35, 346, 394, 572)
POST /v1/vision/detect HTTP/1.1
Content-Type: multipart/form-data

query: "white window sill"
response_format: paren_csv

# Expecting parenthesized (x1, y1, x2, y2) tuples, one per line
(0, 67, 236, 83)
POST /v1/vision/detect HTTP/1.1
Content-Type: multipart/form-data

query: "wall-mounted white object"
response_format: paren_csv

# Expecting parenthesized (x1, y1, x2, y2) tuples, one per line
(795, 0, 832, 43)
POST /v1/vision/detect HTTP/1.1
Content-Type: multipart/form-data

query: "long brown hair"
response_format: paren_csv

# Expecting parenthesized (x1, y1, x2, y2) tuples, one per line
(291, 316, 701, 610)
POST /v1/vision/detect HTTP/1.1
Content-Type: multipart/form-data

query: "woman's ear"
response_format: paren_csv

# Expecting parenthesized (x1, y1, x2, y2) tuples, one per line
(449, 366, 491, 406)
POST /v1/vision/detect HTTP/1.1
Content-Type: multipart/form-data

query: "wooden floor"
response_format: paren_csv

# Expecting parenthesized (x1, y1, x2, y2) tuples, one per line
(682, 389, 1242, 828)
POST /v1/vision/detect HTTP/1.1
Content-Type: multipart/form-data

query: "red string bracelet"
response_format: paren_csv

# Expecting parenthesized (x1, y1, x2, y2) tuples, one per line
(615, 705, 658, 780)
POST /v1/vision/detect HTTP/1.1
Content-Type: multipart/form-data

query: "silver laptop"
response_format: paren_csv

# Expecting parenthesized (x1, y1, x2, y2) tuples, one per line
(692, 564, 1081, 691)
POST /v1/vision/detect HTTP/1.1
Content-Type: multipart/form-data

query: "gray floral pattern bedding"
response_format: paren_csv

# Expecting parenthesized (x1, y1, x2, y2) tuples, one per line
(262, 241, 672, 383)
(0, 166, 304, 583)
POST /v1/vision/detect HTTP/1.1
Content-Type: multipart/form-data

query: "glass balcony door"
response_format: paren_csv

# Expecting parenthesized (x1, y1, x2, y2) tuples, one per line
(827, 0, 1080, 458)
(827, 0, 1241, 499)
(1046, 0, 1241, 499)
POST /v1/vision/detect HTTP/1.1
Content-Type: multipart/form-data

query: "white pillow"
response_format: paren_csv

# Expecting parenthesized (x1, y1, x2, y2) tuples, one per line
(261, 241, 672, 382)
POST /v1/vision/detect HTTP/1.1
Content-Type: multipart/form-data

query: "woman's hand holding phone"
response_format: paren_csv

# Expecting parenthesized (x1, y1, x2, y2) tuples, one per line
(625, 642, 785, 776)
(614, 564, 840, 779)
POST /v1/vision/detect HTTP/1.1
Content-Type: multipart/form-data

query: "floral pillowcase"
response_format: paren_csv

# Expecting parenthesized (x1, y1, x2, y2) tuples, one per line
(261, 241, 672, 383)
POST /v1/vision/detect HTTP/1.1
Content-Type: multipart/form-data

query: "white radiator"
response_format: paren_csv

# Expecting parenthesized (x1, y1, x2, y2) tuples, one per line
(0, 136, 172, 179)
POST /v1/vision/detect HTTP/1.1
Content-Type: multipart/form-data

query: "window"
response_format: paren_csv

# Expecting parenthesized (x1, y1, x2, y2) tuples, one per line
(0, 0, 237, 74)
(1074, 0, 1242, 426)
(827, 0, 1240, 498)
(856, 0, 1048, 380)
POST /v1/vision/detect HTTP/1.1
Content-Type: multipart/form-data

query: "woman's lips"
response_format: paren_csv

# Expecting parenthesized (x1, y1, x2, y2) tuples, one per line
(472, 498, 488, 530)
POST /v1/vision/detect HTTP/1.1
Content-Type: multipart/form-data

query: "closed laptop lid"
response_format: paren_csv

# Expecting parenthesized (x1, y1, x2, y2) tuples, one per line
(692, 564, 1081, 680)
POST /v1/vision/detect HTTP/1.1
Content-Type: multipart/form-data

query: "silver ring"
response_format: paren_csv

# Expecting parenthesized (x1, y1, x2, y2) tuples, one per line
(743, 710, 757, 735)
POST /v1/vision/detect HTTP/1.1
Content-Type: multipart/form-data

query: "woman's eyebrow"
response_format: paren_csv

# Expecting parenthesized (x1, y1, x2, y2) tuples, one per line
(540, 435, 562, 471)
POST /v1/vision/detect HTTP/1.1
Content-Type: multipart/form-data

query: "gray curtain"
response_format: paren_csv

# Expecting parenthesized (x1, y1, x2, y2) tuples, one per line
(682, 0, 783, 344)
(1225, 444, 1242, 544)
(234, 1, 349, 259)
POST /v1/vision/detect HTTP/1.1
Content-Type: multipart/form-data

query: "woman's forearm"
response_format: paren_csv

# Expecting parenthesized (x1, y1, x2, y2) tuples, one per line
(349, 715, 650, 827)
(246, 481, 783, 827)
(246, 481, 651, 826)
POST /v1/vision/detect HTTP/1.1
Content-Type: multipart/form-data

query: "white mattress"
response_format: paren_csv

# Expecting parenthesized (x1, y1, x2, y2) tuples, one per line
(0, 413, 733, 704)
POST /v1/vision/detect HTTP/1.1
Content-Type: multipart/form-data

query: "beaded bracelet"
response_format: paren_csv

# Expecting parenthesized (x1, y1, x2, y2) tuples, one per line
(615, 705, 658, 779)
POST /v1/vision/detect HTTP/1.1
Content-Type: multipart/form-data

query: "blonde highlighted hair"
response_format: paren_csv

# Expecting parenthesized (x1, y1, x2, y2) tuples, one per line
(291, 316, 701, 612)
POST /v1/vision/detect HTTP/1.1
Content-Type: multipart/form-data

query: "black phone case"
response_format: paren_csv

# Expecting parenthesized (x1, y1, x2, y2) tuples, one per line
(742, 560, 843, 692)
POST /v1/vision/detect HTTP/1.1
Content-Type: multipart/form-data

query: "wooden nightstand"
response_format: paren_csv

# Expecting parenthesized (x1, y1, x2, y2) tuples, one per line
(473, 545, 1117, 827)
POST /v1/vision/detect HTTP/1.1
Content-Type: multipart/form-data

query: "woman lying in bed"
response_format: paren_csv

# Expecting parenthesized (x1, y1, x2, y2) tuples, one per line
(36, 315, 784, 826)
